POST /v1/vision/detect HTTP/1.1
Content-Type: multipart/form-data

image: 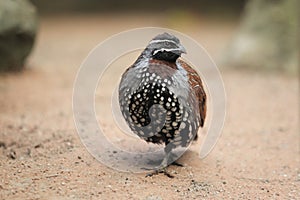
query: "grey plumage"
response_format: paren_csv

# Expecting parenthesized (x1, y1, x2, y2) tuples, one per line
(118, 32, 206, 170)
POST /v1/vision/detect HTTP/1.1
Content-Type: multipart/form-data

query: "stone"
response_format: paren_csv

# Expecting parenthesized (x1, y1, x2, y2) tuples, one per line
(222, 0, 298, 74)
(0, 0, 38, 71)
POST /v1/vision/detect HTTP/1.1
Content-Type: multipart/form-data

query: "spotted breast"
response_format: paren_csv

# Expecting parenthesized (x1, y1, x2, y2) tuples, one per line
(118, 32, 206, 170)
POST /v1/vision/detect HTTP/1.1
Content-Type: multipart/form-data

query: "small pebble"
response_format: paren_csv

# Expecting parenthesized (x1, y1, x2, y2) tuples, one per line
(8, 150, 16, 159)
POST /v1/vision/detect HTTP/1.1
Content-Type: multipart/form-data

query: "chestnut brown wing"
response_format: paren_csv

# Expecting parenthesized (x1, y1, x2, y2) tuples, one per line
(178, 59, 207, 127)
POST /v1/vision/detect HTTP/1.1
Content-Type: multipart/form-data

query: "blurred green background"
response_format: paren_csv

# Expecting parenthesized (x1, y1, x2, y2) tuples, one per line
(0, 0, 298, 74)
(31, 0, 246, 17)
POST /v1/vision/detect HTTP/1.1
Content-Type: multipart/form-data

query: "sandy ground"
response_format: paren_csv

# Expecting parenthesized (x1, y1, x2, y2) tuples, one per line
(0, 15, 299, 199)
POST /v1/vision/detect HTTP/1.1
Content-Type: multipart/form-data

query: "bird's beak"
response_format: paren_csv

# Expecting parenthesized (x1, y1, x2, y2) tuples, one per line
(170, 44, 186, 56)
(178, 43, 187, 54)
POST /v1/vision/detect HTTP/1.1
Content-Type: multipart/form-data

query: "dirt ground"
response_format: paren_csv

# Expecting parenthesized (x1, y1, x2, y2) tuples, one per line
(0, 15, 299, 200)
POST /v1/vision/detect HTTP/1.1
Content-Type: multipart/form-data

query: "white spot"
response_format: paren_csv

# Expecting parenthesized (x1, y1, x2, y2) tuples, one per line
(173, 141, 181, 146)
(181, 122, 186, 129)
(174, 136, 182, 141)
(185, 112, 189, 117)
(172, 122, 178, 127)
(155, 119, 162, 124)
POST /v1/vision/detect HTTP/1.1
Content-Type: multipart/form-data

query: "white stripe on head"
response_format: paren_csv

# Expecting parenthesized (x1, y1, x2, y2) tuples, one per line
(149, 39, 178, 45)
(153, 48, 181, 55)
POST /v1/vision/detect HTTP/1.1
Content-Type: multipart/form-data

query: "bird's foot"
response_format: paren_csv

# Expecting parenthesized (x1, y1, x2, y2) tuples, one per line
(171, 161, 184, 167)
(144, 151, 183, 178)
(168, 152, 184, 167)
(145, 167, 174, 178)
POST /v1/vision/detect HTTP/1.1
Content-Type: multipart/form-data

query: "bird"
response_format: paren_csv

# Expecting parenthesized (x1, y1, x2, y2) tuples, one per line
(118, 32, 206, 177)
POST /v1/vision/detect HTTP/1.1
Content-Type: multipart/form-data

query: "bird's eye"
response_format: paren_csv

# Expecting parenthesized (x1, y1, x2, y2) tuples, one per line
(164, 42, 171, 47)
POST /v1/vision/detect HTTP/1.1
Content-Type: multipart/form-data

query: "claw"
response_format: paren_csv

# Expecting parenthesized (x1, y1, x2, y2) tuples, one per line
(145, 167, 174, 178)
(144, 147, 182, 178)
(171, 161, 183, 167)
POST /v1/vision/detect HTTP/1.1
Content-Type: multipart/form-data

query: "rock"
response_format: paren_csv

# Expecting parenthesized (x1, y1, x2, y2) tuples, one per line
(222, 0, 298, 74)
(0, 0, 38, 71)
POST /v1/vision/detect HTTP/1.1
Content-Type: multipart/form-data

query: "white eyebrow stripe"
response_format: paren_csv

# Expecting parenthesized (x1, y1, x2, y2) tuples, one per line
(149, 39, 178, 45)
(153, 48, 181, 55)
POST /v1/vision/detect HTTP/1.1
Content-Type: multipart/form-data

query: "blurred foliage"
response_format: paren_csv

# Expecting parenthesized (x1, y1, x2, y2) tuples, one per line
(222, 0, 298, 74)
(30, 0, 246, 18)
(15, 0, 298, 75)
(0, 0, 38, 71)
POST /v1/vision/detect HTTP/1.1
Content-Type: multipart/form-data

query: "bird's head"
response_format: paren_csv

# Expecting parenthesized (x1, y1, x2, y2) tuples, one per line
(146, 32, 186, 62)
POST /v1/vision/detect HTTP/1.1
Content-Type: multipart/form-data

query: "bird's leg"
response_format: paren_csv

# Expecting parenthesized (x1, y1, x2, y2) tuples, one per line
(146, 145, 175, 178)
(169, 151, 184, 167)
(159, 147, 172, 168)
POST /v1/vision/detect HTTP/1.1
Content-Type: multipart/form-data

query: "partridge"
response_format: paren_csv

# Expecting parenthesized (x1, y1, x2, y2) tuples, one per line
(118, 32, 206, 175)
